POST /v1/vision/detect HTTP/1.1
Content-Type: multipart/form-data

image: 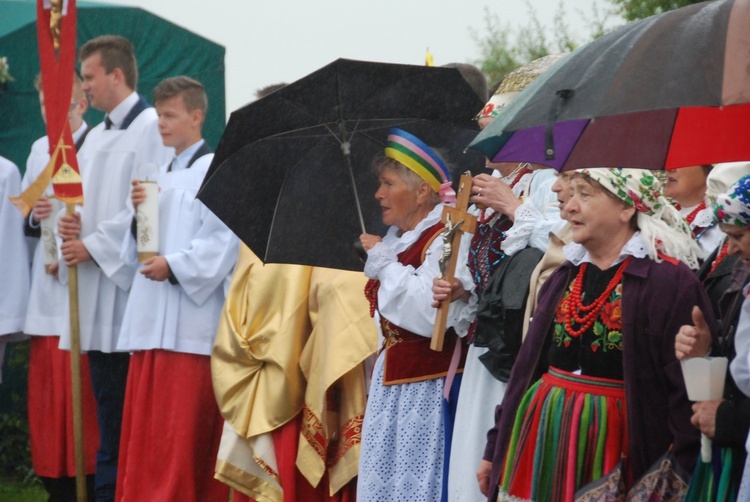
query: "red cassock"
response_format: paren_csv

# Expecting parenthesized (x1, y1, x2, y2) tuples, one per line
(115, 349, 229, 501)
(27, 336, 100, 477)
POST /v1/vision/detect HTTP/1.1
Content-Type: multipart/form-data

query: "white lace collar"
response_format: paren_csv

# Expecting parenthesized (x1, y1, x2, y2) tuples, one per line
(382, 203, 444, 254)
(563, 231, 648, 267)
(695, 207, 715, 230)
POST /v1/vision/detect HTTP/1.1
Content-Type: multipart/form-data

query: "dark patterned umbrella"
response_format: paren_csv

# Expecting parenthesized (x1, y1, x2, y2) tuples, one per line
(470, 0, 750, 171)
(198, 59, 485, 271)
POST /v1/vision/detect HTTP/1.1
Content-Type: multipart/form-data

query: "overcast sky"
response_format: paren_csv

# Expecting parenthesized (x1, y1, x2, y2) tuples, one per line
(92, 0, 623, 116)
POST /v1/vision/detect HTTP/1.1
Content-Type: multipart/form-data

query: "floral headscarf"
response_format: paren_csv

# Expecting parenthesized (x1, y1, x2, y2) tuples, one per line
(578, 168, 664, 213)
(477, 53, 567, 121)
(576, 167, 702, 269)
(713, 174, 750, 228)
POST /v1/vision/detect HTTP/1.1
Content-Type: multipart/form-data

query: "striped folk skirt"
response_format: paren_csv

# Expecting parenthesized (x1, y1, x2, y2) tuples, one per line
(499, 367, 628, 502)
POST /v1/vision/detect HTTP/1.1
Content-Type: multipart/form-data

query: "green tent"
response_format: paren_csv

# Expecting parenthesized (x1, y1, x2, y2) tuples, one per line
(0, 0, 226, 171)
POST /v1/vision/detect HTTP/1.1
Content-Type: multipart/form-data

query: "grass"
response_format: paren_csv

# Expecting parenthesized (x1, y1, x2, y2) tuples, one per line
(0, 476, 46, 502)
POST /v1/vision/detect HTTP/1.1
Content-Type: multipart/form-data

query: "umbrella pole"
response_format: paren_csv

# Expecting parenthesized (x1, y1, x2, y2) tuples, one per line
(65, 203, 87, 502)
(342, 144, 366, 234)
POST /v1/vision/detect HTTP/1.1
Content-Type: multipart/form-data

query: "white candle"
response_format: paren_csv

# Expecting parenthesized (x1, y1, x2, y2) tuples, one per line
(136, 181, 159, 262)
(41, 196, 63, 273)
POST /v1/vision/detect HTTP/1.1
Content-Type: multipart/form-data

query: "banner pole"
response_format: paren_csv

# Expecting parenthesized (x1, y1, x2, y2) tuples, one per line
(66, 203, 87, 502)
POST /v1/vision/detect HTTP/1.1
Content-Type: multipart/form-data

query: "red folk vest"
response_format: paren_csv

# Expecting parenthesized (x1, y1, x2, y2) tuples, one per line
(366, 221, 468, 386)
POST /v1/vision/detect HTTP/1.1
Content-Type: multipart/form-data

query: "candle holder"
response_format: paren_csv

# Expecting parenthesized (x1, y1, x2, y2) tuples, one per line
(136, 162, 159, 263)
(680, 357, 728, 462)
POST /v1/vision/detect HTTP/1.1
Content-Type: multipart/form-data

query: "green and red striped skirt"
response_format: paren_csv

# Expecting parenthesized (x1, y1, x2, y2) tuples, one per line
(499, 367, 628, 502)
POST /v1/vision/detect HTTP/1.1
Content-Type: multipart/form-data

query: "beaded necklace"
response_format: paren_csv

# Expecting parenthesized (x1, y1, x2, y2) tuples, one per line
(680, 201, 710, 240)
(467, 167, 531, 292)
(709, 241, 730, 274)
(364, 279, 379, 318)
(561, 257, 631, 338)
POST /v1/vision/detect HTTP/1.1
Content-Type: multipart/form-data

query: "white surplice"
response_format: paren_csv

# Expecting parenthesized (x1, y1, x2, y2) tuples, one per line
(23, 124, 88, 336)
(116, 149, 238, 355)
(0, 156, 30, 336)
(59, 97, 173, 352)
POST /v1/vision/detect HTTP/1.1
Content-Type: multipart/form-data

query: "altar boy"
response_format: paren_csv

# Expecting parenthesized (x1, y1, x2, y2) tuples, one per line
(114, 76, 237, 501)
(58, 36, 173, 500)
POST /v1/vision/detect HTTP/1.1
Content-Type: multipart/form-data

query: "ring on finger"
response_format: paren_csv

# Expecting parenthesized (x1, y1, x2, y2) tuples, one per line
(478, 187, 482, 196)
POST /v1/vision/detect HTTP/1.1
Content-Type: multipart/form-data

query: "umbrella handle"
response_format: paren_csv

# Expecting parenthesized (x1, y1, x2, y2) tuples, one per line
(353, 239, 367, 263)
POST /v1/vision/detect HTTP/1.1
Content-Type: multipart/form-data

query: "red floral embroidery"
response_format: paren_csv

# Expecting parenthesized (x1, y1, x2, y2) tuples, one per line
(554, 273, 624, 353)
(600, 301, 622, 331)
(555, 294, 571, 326)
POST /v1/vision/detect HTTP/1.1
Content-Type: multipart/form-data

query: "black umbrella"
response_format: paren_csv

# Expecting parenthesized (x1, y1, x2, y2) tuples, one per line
(198, 58, 485, 271)
(470, 0, 750, 171)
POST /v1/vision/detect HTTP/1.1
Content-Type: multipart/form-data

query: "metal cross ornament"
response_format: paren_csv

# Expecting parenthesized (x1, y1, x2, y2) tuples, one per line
(431, 172, 476, 351)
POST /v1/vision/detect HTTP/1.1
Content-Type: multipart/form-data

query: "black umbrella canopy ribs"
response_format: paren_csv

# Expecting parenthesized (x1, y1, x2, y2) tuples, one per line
(199, 59, 485, 271)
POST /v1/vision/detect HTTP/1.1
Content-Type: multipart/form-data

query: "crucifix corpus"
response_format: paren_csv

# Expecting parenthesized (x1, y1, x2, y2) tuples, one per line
(431, 172, 476, 351)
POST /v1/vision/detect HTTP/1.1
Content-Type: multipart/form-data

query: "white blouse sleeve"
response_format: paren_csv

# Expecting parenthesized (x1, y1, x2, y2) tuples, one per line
(373, 234, 473, 338)
(452, 229, 478, 337)
(502, 169, 564, 257)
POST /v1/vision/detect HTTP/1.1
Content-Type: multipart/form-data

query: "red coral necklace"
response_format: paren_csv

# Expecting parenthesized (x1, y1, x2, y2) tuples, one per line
(709, 241, 730, 274)
(563, 257, 632, 338)
(685, 201, 706, 225)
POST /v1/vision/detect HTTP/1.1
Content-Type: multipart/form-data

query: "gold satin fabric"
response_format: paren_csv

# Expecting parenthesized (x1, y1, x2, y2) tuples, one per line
(215, 423, 282, 502)
(212, 245, 313, 438)
(212, 244, 377, 498)
(297, 267, 377, 495)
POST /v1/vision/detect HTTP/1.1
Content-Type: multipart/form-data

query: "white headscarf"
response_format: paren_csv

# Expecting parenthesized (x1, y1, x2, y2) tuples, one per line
(706, 162, 750, 202)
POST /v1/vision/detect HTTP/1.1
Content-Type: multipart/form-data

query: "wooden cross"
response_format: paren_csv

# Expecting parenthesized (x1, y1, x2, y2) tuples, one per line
(431, 172, 477, 351)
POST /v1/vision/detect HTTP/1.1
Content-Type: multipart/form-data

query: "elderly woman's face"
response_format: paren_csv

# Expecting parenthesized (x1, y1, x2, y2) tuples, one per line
(552, 172, 573, 220)
(664, 165, 708, 205)
(375, 168, 422, 231)
(721, 223, 750, 266)
(566, 177, 635, 250)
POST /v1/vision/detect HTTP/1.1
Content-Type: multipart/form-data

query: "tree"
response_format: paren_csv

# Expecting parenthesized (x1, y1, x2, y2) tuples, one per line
(472, 8, 524, 89)
(472, 0, 611, 87)
(473, 0, 703, 88)
(611, 0, 705, 21)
